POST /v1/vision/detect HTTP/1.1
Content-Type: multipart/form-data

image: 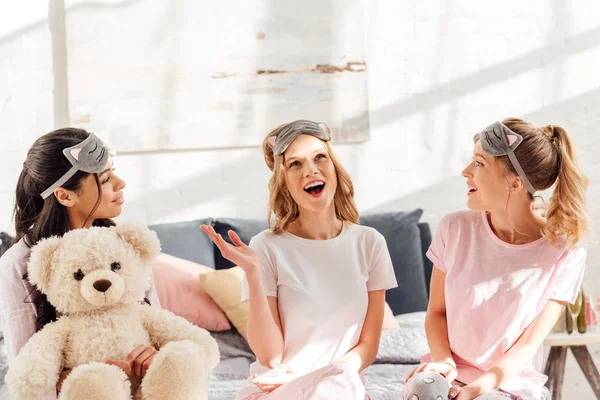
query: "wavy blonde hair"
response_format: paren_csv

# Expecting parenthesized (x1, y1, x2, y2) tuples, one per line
(500, 118, 589, 249)
(262, 124, 359, 234)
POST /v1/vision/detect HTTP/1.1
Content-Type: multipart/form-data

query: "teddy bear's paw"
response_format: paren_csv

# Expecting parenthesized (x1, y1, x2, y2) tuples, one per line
(5, 356, 58, 400)
(141, 340, 208, 400)
(59, 362, 132, 400)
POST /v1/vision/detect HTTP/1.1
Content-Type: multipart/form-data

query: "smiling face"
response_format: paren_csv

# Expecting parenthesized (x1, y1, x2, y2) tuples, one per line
(462, 140, 514, 211)
(75, 158, 126, 219)
(282, 134, 338, 214)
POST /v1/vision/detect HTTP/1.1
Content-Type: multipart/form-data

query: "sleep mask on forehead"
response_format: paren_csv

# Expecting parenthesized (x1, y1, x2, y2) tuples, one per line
(473, 121, 536, 195)
(40, 133, 115, 199)
(266, 119, 331, 156)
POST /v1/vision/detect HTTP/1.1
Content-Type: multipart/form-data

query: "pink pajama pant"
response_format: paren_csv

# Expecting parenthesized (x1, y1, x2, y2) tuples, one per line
(238, 363, 368, 400)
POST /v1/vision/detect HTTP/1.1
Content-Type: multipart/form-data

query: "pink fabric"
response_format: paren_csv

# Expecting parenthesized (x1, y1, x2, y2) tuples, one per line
(0, 239, 162, 400)
(238, 363, 367, 400)
(382, 302, 400, 331)
(151, 253, 231, 331)
(423, 210, 586, 400)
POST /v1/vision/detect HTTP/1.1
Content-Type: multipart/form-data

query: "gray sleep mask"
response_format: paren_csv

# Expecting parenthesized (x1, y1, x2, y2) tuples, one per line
(266, 120, 331, 156)
(473, 121, 536, 195)
(40, 133, 115, 199)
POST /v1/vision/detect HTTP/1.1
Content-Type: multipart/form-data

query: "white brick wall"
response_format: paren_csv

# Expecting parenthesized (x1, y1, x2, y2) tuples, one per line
(1, 1, 599, 396)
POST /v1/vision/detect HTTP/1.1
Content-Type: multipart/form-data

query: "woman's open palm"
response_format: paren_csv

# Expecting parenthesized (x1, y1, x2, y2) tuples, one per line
(201, 225, 257, 273)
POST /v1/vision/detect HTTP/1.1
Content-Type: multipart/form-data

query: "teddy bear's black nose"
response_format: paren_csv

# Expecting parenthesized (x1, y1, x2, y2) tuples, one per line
(93, 279, 112, 293)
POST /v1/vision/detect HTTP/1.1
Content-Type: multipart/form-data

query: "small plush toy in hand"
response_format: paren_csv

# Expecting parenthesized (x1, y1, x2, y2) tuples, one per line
(5, 223, 220, 400)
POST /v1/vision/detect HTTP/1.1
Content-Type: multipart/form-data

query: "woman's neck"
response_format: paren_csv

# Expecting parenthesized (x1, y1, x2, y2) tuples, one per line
(67, 208, 94, 230)
(487, 200, 545, 245)
(288, 204, 342, 240)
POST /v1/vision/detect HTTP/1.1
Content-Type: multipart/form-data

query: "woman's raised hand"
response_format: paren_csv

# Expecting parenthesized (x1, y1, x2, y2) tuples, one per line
(201, 225, 258, 273)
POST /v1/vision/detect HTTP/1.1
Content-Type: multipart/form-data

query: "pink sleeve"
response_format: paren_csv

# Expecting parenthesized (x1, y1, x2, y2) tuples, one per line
(0, 247, 62, 399)
(549, 244, 586, 304)
(0, 252, 38, 363)
(241, 235, 278, 301)
(426, 215, 450, 273)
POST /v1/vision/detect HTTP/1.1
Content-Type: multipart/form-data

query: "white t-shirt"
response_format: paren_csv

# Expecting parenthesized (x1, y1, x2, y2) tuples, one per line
(241, 222, 398, 377)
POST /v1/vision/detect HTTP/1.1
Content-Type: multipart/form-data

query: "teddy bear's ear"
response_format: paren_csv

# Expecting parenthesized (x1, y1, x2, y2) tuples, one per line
(114, 223, 161, 262)
(27, 236, 62, 292)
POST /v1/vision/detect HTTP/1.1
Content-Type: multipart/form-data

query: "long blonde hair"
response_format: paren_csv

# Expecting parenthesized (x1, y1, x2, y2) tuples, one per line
(262, 124, 359, 234)
(501, 118, 589, 249)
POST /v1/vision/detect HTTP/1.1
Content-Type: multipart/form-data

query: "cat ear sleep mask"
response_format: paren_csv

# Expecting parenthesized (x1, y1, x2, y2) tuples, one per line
(473, 121, 536, 195)
(40, 133, 115, 199)
(266, 119, 331, 156)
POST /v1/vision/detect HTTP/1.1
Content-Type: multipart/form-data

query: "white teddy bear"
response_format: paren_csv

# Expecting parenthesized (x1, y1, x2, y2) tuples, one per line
(6, 223, 220, 400)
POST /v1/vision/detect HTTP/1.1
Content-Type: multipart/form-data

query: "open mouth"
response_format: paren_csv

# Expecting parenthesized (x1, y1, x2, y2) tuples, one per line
(304, 180, 325, 196)
(468, 185, 478, 194)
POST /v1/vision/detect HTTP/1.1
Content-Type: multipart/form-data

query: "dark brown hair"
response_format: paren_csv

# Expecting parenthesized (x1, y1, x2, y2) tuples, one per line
(14, 128, 114, 331)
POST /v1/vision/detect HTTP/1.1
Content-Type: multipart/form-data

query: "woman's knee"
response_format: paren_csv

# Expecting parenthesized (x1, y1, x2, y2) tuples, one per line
(402, 371, 451, 400)
(322, 363, 364, 390)
(328, 362, 358, 376)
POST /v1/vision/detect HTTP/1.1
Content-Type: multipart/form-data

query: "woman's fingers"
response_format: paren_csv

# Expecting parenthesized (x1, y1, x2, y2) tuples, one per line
(200, 225, 219, 244)
(140, 353, 156, 377)
(415, 363, 428, 374)
(270, 362, 293, 373)
(449, 385, 462, 398)
(406, 363, 429, 381)
(132, 346, 157, 377)
(406, 365, 420, 380)
(255, 383, 278, 392)
(445, 367, 458, 383)
(125, 344, 147, 364)
(105, 358, 132, 378)
(253, 378, 285, 390)
(202, 225, 231, 253)
(228, 230, 246, 248)
(202, 225, 251, 265)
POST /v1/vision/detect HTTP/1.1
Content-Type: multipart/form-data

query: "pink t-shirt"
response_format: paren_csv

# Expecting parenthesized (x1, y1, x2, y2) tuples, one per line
(423, 210, 586, 400)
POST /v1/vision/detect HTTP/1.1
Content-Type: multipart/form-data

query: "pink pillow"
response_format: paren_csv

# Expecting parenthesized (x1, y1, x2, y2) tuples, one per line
(382, 302, 400, 330)
(152, 253, 232, 331)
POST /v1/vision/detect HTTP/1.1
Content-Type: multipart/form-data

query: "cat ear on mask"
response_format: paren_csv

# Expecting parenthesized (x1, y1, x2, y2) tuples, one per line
(317, 122, 330, 136)
(266, 135, 277, 149)
(70, 148, 82, 161)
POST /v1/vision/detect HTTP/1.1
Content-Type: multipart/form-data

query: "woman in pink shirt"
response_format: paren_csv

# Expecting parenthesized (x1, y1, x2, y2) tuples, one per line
(0, 128, 161, 399)
(403, 119, 589, 400)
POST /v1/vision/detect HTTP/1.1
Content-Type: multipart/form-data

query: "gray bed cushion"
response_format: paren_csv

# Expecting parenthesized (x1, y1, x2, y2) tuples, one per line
(149, 218, 216, 268)
(417, 223, 433, 296)
(360, 209, 429, 315)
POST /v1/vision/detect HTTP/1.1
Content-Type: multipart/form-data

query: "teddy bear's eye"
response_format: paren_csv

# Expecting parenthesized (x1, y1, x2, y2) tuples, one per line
(111, 262, 121, 272)
(73, 269, 85, 281)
